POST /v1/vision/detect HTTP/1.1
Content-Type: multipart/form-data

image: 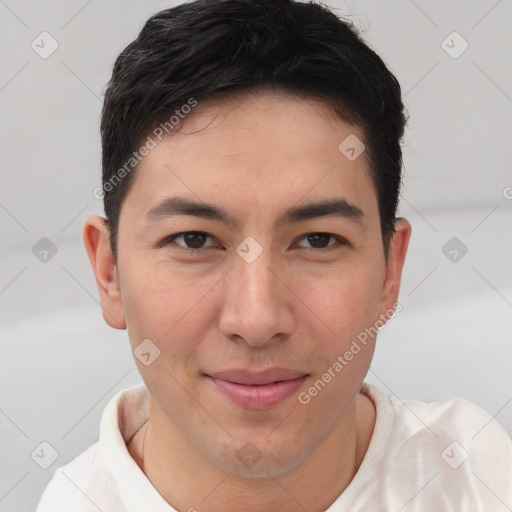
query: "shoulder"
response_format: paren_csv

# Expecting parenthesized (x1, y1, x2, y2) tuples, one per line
(36, 441, 121, 512)
(36, 385, 148, 512)
(389, 391, 512, 454)
(362, 384, 512, 509)
(364, 382, 511, 450)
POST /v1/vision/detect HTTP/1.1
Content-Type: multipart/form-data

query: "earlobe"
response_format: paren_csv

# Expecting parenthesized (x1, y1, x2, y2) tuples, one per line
(378, 218, 412, 318)
(82, 216, 127, 330)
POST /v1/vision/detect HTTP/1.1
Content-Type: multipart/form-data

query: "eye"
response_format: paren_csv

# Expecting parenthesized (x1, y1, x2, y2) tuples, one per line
(161, 231, 346, 253)
(295, 233, 346, 250)
(163, 231, 218, 250)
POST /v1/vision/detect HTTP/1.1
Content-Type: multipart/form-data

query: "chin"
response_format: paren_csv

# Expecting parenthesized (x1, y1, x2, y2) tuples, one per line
(208, 435, 313, 479)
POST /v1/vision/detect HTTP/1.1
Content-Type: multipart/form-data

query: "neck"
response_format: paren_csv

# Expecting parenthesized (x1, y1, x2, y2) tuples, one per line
(131, 393, 374, 512)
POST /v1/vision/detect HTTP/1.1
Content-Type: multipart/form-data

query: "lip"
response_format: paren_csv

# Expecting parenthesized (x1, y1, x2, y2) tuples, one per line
(205, 368, 308, 410)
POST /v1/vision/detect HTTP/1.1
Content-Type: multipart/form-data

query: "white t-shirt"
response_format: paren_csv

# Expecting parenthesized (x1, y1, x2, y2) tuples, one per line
(36, 383, 512, 511)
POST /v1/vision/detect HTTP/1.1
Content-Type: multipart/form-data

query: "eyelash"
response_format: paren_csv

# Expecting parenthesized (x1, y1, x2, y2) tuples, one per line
(161, 231, 347, 254)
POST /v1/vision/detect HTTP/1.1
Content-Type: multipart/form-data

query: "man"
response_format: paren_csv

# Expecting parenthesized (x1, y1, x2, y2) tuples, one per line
(37, 0, 512, 510)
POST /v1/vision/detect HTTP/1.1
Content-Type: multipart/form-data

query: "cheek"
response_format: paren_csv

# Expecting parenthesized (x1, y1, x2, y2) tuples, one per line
(119, 258, 220, 356)
(297, 264, 383, 341)
(120, 267, 222, 403)
(296, 273, 379, 421)
(292, 262, 382, 397)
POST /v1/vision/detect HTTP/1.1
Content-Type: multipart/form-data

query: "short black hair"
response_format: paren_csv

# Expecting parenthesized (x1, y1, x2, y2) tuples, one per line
(100, 0, 406, 258)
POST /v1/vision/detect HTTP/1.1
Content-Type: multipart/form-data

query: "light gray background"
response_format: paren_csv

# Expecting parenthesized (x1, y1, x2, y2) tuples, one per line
(1, 1, 511, 510)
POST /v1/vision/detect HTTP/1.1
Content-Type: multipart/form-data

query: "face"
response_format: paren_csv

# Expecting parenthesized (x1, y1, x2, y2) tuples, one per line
(86, 91, 410, 478)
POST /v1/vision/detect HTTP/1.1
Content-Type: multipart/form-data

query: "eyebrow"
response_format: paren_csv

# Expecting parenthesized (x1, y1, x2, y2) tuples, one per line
(145, 196, 364, 228)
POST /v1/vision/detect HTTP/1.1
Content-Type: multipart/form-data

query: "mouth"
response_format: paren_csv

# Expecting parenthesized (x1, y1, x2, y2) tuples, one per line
(205, 368, 309, 410)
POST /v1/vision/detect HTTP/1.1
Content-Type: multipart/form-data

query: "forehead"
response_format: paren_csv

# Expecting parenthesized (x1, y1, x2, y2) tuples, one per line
(163, 91, 366, 166)
(122, 91, 378, 224)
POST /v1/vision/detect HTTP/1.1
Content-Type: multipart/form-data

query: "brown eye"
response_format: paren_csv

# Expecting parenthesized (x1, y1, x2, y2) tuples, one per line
(181, 232, 208, 248)
(307, 233, 333, 248)
(296, 233, 342, 250)
(165, 231, 215, 250)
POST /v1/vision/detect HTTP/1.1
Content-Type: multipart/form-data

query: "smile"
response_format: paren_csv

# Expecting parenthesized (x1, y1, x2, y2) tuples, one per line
(205, 369, 308, 410)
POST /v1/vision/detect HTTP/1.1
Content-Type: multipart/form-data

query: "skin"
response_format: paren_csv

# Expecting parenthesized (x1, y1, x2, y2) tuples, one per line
(84, 91, 411, 512)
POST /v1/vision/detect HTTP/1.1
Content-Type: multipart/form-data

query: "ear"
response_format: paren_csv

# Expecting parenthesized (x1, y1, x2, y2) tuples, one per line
(377, 218, 411, 318)
(83, 216, 126, 330)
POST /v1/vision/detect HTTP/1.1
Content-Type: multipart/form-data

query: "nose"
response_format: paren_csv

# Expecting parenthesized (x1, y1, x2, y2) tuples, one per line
(218, 246, 295, 347)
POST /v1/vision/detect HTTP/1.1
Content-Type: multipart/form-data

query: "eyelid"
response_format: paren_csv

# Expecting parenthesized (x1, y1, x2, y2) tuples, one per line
(161, 231, 348, 252)
(293, 233, 348, 251)
(160, 231, 219, 251)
